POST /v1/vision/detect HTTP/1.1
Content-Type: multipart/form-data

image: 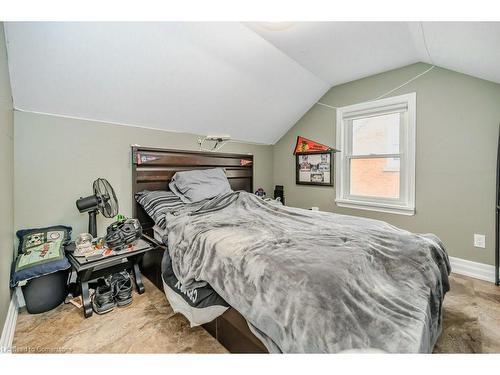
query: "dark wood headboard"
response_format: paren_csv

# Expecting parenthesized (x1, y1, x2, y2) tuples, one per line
(131, 146, 254, 232)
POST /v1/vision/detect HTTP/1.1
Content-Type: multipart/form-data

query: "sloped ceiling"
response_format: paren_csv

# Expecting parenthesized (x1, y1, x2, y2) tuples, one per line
(5, 22, 500, 144)
(413, 22, 500, 84)
(247, 22, 500, 86)
(4, 22, 328, 144)
(247, 22, 421, 86)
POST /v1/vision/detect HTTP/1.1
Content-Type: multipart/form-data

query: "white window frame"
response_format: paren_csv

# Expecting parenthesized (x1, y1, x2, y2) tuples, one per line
(335, 93, 416, 215)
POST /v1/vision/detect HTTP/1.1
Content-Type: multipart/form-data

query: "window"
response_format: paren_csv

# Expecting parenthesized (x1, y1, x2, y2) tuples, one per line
(335, 93, 416, 215)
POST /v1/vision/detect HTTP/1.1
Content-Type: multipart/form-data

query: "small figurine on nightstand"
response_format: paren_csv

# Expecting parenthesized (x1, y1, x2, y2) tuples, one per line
(255, 187, 266, 198)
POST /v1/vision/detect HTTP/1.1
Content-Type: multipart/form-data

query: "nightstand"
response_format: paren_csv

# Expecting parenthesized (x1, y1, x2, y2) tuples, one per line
(65, 234, 162, 318)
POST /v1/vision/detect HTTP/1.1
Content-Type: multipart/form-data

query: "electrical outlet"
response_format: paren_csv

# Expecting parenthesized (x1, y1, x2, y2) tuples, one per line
(474, 234, 486, 249)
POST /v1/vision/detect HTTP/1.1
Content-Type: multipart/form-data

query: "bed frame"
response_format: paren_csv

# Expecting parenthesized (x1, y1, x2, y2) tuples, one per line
(131, 146, 268, 353)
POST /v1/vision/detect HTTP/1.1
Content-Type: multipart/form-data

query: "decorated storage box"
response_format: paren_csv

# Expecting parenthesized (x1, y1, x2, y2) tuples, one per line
(11, 225, 72, 314)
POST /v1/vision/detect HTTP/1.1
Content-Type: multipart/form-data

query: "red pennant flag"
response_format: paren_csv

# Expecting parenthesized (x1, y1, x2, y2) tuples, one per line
(240, 159, 253, 166)
(294, 136, 339, 154)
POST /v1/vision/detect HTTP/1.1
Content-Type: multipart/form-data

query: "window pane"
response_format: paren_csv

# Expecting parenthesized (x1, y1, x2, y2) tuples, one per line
(350, 158, 400, 199)
(351, 113, 400, 155)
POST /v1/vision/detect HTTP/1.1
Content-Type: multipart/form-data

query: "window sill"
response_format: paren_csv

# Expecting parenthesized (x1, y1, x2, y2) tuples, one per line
(335, 198, 415, 216)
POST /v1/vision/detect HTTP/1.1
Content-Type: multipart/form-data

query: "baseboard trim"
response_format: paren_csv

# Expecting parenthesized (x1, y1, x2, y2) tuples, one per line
(449, 256, 496, 283)
(0, 293, 18, 354)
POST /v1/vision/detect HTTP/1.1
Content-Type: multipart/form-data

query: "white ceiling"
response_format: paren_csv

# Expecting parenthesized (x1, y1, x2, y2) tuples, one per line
(4, 22, 328, 144)
(247, 22, 500, 86)
(416, 22, 500, 84)
(5, 22, 500, 144)
(247, 22, 421, 86)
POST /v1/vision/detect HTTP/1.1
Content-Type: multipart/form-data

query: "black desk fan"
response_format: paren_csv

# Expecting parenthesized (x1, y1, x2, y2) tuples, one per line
(76, 178, 119, 238)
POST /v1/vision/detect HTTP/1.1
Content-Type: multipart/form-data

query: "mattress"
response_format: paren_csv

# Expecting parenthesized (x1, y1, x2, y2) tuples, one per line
(156, 225, 229, 326)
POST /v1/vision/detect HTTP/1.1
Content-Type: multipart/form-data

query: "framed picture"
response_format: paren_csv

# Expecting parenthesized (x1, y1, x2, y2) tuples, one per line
(296, 151, 333, 186)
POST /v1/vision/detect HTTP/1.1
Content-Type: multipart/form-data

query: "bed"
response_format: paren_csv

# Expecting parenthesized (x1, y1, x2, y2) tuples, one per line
(132, 146, 450, 353)
(132, 146, 268, 352)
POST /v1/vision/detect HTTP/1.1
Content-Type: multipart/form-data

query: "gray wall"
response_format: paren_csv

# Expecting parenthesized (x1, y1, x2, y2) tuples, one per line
(0, 23, 14, 330)
(12, 62, 500, 274)
(14, 111, 273, 237)
(273, 63, 500, 265)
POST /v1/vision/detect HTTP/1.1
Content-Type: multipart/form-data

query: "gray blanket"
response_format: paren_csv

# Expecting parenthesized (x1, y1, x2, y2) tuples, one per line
(166, 191, 450, 353)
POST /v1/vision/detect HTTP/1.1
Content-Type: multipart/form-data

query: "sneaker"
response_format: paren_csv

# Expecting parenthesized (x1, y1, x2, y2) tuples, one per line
(110, 271, 133, 307)
(92, 281, 116, 314)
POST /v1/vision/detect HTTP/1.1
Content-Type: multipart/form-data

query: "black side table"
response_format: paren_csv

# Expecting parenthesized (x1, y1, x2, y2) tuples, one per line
(66, 234, 163, 318)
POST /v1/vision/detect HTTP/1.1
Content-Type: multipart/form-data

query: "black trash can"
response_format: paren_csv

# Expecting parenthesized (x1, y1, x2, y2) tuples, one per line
(21, 269, 69, 314)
